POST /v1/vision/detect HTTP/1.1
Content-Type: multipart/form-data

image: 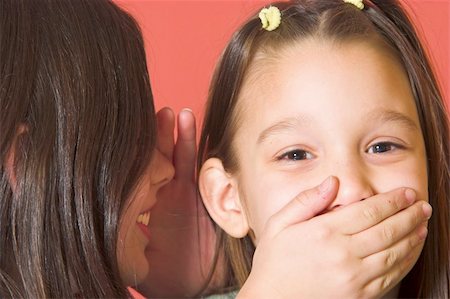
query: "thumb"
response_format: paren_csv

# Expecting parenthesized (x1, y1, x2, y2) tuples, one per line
(264, 176, 339, 238)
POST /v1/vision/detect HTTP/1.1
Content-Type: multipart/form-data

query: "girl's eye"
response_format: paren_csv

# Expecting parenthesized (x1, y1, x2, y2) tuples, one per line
(278, 149, 313, 161)
(367, 142, 403, 154)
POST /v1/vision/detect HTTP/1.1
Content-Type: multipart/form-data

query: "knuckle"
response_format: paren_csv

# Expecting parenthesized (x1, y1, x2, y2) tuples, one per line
(293, 193, 310, 210)
(296, 188, 318, 206)
(384, 249, 399, 268)
(314, 224, 332, 241)
(408, 234, 419, 251)
(340, 267, 358, 285)
(366, 269, 397, 299)
(330, 248, 347, 266)
(402, 204, 421, 230)
(402, 250, 415, 267)
(337, 248, 353, 264)
(381, 225, 396, 242)
(404, 202, 423, 228)
(391, 190, 404, 210)
(414, 202, 425, 221)
(381, 274, 393, 291)
(363, 205, 382, 223)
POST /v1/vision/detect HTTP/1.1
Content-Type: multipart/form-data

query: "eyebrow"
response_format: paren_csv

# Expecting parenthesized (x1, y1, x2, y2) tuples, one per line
(257, 116, 311, 145)
(256, 109, 419, 145)
(368, 109, 419, 131)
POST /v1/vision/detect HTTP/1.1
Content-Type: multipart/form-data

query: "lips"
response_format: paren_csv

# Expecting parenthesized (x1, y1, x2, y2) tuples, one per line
(136, 211, 151, 240)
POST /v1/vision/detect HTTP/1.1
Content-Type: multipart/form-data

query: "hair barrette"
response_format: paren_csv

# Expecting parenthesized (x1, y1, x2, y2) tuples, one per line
(343, 0, 364, 10)
(259, 6, 281, 31)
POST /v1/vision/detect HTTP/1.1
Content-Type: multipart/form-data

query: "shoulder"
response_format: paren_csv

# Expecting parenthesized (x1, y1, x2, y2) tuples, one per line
(127, 287, 146, 299)
(204, 290, 238, 299)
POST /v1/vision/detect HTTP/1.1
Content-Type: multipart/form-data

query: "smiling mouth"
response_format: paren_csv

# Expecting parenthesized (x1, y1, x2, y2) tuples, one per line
(137, 211, 150, 226)
(137, 211, 152, 240)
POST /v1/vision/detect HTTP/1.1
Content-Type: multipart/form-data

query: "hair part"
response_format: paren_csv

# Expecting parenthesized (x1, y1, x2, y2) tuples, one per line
(198, 0, 450, 296)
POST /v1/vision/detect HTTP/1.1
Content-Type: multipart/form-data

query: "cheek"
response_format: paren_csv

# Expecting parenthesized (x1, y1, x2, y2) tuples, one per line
(116, 202, 149, 285)
(241, 172, 311, 240)
(117, 219, 149, 285)
(372, 157, 428, 202)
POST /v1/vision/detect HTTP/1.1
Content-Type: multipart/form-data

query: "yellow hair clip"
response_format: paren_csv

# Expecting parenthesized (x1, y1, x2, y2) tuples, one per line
(343, 0, 364, 10)
(259, 6, 281, 31)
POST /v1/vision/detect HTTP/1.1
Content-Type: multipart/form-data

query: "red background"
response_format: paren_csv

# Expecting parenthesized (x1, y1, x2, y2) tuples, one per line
(115, 0, 450, 124)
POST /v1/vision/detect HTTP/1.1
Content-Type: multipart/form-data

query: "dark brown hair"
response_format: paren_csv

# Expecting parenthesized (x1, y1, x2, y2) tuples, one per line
(198, 0, 450, 297)
(0, 0, 155, 297)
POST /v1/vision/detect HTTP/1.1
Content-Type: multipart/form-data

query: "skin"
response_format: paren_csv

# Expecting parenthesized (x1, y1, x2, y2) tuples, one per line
(234, 39, 428, 240)
(117, 146, 174, 286)
(139, 108, 218, 297)
(121, 38, 429, 297)
(200, 38, 431, 298)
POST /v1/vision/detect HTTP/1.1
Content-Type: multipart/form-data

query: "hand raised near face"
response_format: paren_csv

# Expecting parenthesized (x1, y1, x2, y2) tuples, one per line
(140, 108, 215, 298)
(239, 177, 430, 299)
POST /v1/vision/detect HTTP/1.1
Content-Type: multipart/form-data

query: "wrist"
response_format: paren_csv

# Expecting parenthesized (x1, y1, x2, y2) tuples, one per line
(237, 272, 281, 299)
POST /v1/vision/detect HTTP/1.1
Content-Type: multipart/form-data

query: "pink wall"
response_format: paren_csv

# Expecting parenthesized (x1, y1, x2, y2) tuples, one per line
(115, 0, 449, 124)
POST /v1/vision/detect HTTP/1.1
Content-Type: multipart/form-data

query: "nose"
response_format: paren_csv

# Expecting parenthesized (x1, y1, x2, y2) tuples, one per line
(327, 157, 374, 211)
(150, 150, 175, 187)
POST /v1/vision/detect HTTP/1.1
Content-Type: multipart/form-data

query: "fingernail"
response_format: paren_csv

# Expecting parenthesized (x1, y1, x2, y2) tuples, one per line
(404, 189, 416, 204)
(181, 108, 193, 113)
(417, 225, 428, 241)
(422, 203, 432, 219)
(319, 177, 332, 196)
(179, 109, 194, 122)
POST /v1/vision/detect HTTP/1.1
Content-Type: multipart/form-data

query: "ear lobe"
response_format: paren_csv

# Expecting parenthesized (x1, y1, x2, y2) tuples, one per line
(199, 158, 249, 238)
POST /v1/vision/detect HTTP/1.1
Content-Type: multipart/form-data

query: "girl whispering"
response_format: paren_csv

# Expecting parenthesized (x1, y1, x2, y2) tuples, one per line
(199, 0, 449, 298)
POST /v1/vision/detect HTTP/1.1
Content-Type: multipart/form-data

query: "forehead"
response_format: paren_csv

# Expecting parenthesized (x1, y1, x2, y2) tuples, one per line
(236, 38, 417, 128)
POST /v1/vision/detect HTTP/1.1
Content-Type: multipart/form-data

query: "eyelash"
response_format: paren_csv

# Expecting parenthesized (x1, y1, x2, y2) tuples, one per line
(276, 141, 405, 162)
(277, 149, 314, 161)
(366, 141, 405, 154)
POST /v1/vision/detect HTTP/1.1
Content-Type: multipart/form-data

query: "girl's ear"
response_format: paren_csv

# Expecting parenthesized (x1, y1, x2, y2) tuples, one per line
(199, 158, 249, 238)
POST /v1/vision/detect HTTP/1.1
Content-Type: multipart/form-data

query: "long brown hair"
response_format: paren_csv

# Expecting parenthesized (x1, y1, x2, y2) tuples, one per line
(0, 0, 155, 297)
(198, 0, 450, 297)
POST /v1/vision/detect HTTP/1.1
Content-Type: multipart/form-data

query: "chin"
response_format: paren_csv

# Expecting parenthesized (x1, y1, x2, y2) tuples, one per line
(121, 260, 149, 286)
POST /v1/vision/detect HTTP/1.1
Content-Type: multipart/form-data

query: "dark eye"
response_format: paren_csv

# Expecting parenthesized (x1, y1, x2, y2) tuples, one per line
(278, 149, 313, 161)
(367, 142, 400, 154)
